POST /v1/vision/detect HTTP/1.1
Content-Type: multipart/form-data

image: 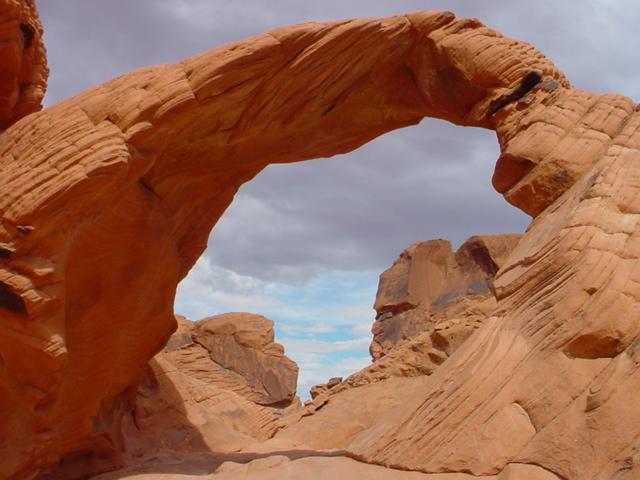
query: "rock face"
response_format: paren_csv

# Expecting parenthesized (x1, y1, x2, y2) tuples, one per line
(298, 234, 520, 418)
(189, 313, 299, 406)
(371, 234, 521, 359)
(348, 76, 640, 480)
(120, 314, 299, 463)
(0, 0, 47, 130)
(2, 3, 640, 480)
(283, 235, 520, 447)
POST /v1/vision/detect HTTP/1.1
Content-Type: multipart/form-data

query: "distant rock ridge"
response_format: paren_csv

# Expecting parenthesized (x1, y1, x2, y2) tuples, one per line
(370, 234, 522, 359)
(304, 234, 520, 400)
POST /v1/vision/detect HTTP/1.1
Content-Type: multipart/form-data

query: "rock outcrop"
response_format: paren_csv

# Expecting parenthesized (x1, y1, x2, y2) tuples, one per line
(371, 234, 521, 359)
(2, 2, 640, 479)
(347, 77, 640, 480)
(120, 314, 299, 464)
(0, 0, 47, 130)
(186, 313, 299, 406)
(282, 234, 520, 446)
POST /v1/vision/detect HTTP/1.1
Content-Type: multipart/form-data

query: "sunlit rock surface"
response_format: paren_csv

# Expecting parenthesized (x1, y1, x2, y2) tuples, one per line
(0, 0, 47, 131)
(370, 234, 522, 360)
(120, 314, 299, 464)
(1, 2, 639, 479)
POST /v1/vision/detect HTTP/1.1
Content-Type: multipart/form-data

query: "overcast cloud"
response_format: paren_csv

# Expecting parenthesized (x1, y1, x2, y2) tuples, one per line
(38, 1, 640, 396)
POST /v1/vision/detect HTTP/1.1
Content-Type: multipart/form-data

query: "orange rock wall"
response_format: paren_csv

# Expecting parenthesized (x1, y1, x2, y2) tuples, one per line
(371, 234, 521, 359)
(1, 4, 638, 480)
(0, 0, 47, 130)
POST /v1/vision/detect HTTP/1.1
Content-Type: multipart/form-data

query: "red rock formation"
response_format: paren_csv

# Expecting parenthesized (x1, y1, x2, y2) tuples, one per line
(280, 234, 519, 448)
(2, 3, 639, 480)
(0, 0, 47, 130)
(371, 234, 521, 359)
(189, 313, 298, 406)
(121, 314, 299, 464)
(347, 72, 640, 480)
(309, 377, 342, 399)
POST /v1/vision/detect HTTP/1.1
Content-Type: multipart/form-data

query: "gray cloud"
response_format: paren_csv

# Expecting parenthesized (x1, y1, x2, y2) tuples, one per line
(37, 0, 639, 285)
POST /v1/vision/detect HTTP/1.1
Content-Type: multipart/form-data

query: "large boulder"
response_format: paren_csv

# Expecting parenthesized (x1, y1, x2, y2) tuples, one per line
(120, 314, 299, 464)
(188, 313, 299, 406)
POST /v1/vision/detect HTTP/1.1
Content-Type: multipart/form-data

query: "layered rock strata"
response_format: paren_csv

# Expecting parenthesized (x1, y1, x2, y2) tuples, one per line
(0, 0, 47, 130)
(121, 314, 299, 462)
(1, 3, 639, 479)
(371, 234, 521, 359)
(184, 313, 299, 406)
(286, 234, 520, 446)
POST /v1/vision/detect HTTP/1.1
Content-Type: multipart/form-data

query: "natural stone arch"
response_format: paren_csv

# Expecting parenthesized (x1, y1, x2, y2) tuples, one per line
(1, 6, 639, 480)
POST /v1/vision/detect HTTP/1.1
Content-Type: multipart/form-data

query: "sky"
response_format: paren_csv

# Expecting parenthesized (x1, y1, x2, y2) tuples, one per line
(38, 1, 639, 397)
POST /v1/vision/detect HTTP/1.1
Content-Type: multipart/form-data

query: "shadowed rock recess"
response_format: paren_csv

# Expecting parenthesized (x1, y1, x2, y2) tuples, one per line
(1, 2, 639, 479)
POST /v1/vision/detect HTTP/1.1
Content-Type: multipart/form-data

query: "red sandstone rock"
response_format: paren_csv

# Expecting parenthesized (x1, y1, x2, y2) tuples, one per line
(190, 313, 298, 406)
(309, 377, 342, 399)
(371, 234, 521, 359)
(0, 0, 47, 130)
(120, 314, 298, 464)
(1, 3, 639, 480)
(279, 235, 519, 443)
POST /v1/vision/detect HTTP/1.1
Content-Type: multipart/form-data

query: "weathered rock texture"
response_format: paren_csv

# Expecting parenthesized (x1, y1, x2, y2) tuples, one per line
(0, 0, 47, 130)
(120, 314, 299, 463)
(371, 234, 521, 359)
(187, 313, 299, 406)
(298, 234, 520, 419)
(1, 3, 639, 480)
(285, 234, 519, 446)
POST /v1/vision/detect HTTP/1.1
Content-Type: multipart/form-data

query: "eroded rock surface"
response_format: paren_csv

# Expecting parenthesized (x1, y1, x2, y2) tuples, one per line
(371, 234, 521, 359)
(283, 235, 519, 443)
(347, 75, 640, 480)
(120, 315, 299, 464)
(1, 2, 639, 480)
(188, 313, 299, 406)
(0, 0, 47, 130)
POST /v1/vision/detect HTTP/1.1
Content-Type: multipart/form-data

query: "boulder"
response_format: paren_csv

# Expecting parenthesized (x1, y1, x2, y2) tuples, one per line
(120, 314, 299, 464)
(190, 313, 299, 406)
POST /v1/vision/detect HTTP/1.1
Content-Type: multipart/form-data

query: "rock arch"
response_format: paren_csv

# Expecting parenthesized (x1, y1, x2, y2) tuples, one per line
(1, 5, 639, 480)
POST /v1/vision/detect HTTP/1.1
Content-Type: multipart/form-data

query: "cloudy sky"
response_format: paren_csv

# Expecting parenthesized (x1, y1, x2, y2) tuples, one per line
(38, 1, 639, 396)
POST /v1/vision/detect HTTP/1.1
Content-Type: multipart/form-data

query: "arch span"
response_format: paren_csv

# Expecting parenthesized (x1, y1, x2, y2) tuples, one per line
(1, 8, 639, 480)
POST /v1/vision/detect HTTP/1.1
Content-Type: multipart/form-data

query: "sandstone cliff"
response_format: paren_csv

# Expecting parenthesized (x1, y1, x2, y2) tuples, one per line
(2, 2, 640, 479)
(371, 234, 521, 359)
(0, 0, 47, 130)
(280, 234, 520, 448)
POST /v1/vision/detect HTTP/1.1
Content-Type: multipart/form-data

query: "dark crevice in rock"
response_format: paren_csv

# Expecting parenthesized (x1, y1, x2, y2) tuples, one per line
(464, 242, 500, 277)
(0, 281, 26, 315)
(16, 225, 34, 235)
(565, 334, 624, 359)
(0, 245, 13, 259)
(20, 22, 35, 50)
(488, 70, 544, 116)
(376, 302, 416, 318)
